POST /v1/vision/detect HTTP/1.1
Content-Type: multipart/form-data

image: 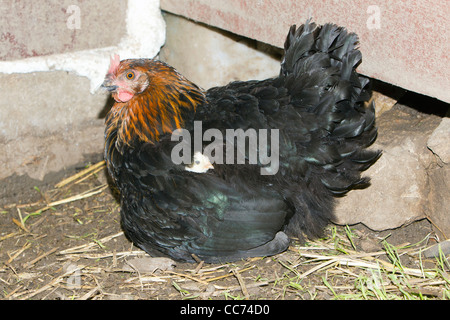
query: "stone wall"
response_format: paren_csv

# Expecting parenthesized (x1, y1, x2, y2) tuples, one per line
(0, 0, 166, 180)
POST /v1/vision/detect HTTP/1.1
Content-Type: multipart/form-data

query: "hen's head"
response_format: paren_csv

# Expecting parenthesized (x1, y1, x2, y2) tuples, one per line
(103, 55, 206, 148)
(102, 54, 152, 103)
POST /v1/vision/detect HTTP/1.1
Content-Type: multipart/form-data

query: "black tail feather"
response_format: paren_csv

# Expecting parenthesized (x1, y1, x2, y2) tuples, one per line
(280, 20, 380, 235)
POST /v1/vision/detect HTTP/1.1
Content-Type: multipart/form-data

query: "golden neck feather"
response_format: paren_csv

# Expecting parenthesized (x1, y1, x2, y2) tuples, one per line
(105, 67, 205, 153)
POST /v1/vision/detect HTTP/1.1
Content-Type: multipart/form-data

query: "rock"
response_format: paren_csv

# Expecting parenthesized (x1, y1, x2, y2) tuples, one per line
(427, 117, 450, 163)
(371, 81, 406, 117)
(423, 240, 450, 258)
(63, 262, 83, 289)
(334, 104, 442, 231)
(122, 257, 176, 274)
(371, 91, 398, 117)
(427, 163, 450, 238)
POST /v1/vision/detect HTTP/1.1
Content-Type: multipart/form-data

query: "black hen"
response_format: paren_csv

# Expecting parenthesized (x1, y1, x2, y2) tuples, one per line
(102, 21, 380, 263)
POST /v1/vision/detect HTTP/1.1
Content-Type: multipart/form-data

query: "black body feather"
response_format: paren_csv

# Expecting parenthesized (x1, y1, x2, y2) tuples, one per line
(105, 21, 380, 263)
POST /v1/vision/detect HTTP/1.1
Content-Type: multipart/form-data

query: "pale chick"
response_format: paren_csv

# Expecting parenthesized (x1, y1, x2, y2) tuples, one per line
(185, 152, 214, 173)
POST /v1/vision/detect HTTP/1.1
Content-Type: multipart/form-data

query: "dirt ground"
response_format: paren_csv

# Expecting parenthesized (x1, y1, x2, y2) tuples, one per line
(1, 153, 448, 300)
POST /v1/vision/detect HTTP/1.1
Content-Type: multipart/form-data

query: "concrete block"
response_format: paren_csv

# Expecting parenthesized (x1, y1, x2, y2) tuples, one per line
(0, 0, 166, 180)
(0, 71, 108, 180)
(0, 0, 127, 61)
(161, 0, 450, 103)
(0, 0, 166, 92)
(160, 13, 281, 89)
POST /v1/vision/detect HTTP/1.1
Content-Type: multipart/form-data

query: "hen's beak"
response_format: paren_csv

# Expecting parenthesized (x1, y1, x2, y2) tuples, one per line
(102, 84, 118, 92)
(101, 77, 118, 92)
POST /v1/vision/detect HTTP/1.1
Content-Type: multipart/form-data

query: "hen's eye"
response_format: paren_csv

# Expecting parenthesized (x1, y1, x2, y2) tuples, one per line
(126, 72, 135, 79)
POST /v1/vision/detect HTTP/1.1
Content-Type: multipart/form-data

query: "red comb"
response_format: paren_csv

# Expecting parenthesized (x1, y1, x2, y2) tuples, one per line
(108, 54, 120, 75)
